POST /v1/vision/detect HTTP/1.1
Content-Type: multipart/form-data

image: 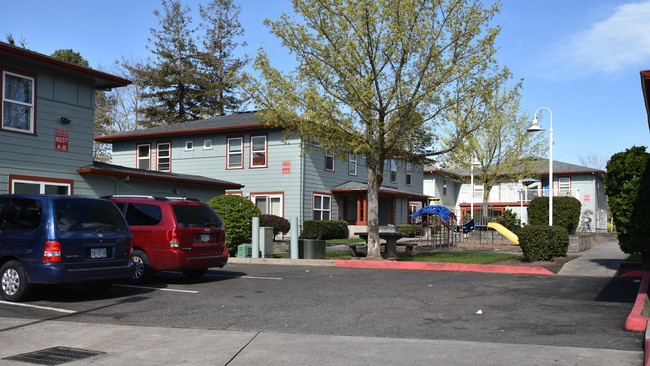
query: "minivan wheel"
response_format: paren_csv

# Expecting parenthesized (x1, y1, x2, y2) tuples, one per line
(1, 261, 31, 302)
(131, 250, 153, 283)
(182, 268, 208, 280)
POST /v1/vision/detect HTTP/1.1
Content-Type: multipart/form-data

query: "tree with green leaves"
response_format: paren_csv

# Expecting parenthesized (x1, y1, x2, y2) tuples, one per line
(195, 0, 249, 116)
(605, 146, 650, 268)
(51, 49, 90, 67)
(242, 0, 504, 260)
(444, 78, 545, 219)
(131, 0, 199, 125)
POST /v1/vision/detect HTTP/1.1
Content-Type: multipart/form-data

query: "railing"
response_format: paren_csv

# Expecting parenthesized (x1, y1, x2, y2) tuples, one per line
(460, 188, 580, 204)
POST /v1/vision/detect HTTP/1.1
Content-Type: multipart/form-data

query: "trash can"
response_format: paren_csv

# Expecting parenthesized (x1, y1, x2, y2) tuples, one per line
(291, 239, 326, 259)
(236, 243, 252, 258)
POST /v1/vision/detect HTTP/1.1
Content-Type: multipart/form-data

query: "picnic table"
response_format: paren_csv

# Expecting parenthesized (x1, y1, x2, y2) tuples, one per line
(353, 232, 412, 259)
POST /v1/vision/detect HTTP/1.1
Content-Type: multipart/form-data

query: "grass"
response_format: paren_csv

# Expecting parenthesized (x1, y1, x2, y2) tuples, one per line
(272, 251, 517, 264)
(326, 238, 365, 244)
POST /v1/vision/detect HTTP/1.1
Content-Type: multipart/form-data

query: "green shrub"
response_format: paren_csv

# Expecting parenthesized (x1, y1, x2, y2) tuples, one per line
(261, 214, 290, 237)
(496, 209, 521, 234)
(397, 224, 417, 237)
(300, 220, 349, 240)
(207, 195, 262, 256)
(528, 196, 581, 234)
(518, 225, 569, 262)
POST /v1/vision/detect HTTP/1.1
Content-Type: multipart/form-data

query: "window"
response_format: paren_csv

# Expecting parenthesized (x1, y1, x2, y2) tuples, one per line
(137, 144, 151, 170)
(10, 175, 72, 195)
(227, 137, 243, 169)
(250, 135, 268, 168)
(252, 194, 283, 216)
(2, 70, 35, 134)
(123, 203, 163, 226)
(204, 139, 212, 150)
(157, 142, 171, 172)
(2, 198, 41, 230)
(185, 141, 193, 151)
(406, 162, 412, 186)
(348, 155, 357, 176)
(390, 159, 397, 183)
(559, 177, 571, 196)
(325, 151, 334, 172)
(313, 194, 331, 220)
(442, 178, 447, 196)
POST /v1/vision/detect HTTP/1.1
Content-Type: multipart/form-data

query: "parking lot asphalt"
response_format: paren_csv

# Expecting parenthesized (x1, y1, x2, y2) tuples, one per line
(0, 241, 645, 366)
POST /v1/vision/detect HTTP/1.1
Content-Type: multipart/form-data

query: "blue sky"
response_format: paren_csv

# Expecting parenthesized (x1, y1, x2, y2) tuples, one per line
(4, 0, 650, 167)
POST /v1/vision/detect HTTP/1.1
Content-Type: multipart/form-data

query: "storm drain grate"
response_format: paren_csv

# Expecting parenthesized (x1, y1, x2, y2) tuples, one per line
(3, 346, 105, 365)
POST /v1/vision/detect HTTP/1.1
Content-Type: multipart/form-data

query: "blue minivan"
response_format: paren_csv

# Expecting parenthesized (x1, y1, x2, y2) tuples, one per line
(0, 195, 133, 301)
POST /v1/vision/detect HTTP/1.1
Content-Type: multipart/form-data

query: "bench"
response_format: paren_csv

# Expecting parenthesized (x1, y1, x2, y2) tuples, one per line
(347, 242, 415, 257)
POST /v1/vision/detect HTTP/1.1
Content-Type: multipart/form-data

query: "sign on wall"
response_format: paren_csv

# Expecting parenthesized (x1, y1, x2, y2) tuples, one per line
(282, 160, 291, 174)
(55, 129, 68, 152)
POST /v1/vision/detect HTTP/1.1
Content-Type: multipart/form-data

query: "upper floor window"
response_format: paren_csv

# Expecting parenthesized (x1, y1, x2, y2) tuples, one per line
(313, 193, 331, 220)
(443, 178, 447, 196)
(185, 141, 193, 151)
(227, 137, 243, 169)
(406, 162, 412, 186)
(204, 139, 212, 150)
(325, 151, 335, 172)
(390, 159, 397, 183)
(137, 144, 151, 170)
(250, 134, 268, 168)
(157, 142, 171, 172)
(2, 70, 35, 134)
(348, 154, 357, 176)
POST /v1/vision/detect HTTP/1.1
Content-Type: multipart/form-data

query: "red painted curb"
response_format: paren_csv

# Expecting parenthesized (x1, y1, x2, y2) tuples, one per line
(625, 271, 650, 332)
(334, 260, 555, 275)
(620, 270, 646, 278)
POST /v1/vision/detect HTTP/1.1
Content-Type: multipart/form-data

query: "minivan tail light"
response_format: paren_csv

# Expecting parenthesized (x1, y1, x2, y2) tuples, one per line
(43, 241, 62, 263)
(167, 229, 179, 248)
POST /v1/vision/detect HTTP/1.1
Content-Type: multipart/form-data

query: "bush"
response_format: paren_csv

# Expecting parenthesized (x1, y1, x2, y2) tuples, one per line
(518, 225, 569, 262)
(300, 220, 349, 240)
(261, 214, 290, 237)
(528, 196, 581, 234)
(207, 195, 262, 256)
(397, 224, 417, 237)
(496, 209, 521, 234)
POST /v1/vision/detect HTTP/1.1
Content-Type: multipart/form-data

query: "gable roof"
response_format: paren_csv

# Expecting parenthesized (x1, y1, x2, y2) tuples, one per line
(95, 111, 266, 142)
(0, 42, 130, 89)
(77, 162, 243, 190)
(424, 158, 605, 177)
(331, 181, 429, 200)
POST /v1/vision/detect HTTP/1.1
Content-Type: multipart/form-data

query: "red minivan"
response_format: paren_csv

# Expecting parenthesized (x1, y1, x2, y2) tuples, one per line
(105, 195, 227, 283)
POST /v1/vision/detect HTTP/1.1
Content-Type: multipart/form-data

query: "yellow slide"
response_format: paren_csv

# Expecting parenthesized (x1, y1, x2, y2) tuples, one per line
(487, 222, 519, 244)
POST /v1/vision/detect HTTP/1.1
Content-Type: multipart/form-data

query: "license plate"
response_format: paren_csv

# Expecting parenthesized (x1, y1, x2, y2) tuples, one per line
(200, 234, 211, 243)
(91, 248, 107, 259)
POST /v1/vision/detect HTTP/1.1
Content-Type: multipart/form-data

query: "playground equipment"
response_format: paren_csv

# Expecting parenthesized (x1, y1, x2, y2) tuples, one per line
(409, 205, 476, 247)
(487, 222, 519, 244)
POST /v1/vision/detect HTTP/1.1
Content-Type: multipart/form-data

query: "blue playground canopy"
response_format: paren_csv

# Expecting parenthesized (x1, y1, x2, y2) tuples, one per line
(410, 205, 475, 233)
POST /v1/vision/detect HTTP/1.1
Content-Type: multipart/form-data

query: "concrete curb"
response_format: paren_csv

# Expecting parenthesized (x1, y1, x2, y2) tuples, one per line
(228, 257, 335, 266)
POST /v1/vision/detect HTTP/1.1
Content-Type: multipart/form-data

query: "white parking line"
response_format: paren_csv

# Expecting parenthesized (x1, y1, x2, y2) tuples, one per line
(113, 284, 199, 293)
(0, 301, 77, 314)
(205, 274, 283, 280)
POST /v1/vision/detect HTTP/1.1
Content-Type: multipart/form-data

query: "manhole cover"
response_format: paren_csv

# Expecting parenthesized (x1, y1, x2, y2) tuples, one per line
(3, 346, 105, 365)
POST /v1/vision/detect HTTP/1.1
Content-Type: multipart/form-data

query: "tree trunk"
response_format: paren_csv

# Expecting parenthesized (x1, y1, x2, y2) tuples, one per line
(482, 185, 493, 220)
(366, 163, 382, 260)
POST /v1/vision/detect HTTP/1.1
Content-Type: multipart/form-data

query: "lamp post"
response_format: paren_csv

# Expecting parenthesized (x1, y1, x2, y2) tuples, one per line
(470, 156, 480, 220)
(527, 107, 553, 226)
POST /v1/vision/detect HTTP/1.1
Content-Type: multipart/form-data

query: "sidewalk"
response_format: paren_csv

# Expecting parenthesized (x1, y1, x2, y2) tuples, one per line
(0, 317, 641, 365)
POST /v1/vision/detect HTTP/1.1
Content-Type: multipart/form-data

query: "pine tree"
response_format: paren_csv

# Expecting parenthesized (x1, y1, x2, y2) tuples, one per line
(195, 0, 249, 116)
(133, 0, 199, 125)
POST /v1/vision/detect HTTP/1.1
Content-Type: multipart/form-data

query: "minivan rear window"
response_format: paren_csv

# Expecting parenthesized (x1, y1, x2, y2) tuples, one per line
(124, 203, 163, 226)
(55, 199, 128, 232)
(2, 198, 42, 230)
(172, 204, 223, 228)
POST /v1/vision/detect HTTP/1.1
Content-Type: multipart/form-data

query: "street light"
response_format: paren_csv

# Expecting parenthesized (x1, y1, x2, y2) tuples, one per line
(470, 156, 480, 220)
(527, 107, 553, 226)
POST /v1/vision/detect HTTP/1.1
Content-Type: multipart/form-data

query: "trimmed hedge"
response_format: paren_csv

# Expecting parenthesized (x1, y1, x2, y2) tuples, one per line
(300, 220, 349, 240)
(397, 224, 417, 237)
(528, 196, 581, 234)
(261, 214, 290, 236)
(207, 195, 262, 256)
(518, 225, 569, 262)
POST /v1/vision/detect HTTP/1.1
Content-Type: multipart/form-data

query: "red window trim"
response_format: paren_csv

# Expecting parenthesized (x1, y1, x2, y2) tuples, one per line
(156, 141, 172, 172)
(249, 134, 268, 169)
(136, 142, 152, 170)
(226, 136, 244, 170)
(250, 191, 285, 217)
(1, 67, 38, 136)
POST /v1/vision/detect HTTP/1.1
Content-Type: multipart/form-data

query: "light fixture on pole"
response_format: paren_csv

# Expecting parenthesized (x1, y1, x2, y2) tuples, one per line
(527, 107, 553, 226)
(470, 156, 480, 220)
